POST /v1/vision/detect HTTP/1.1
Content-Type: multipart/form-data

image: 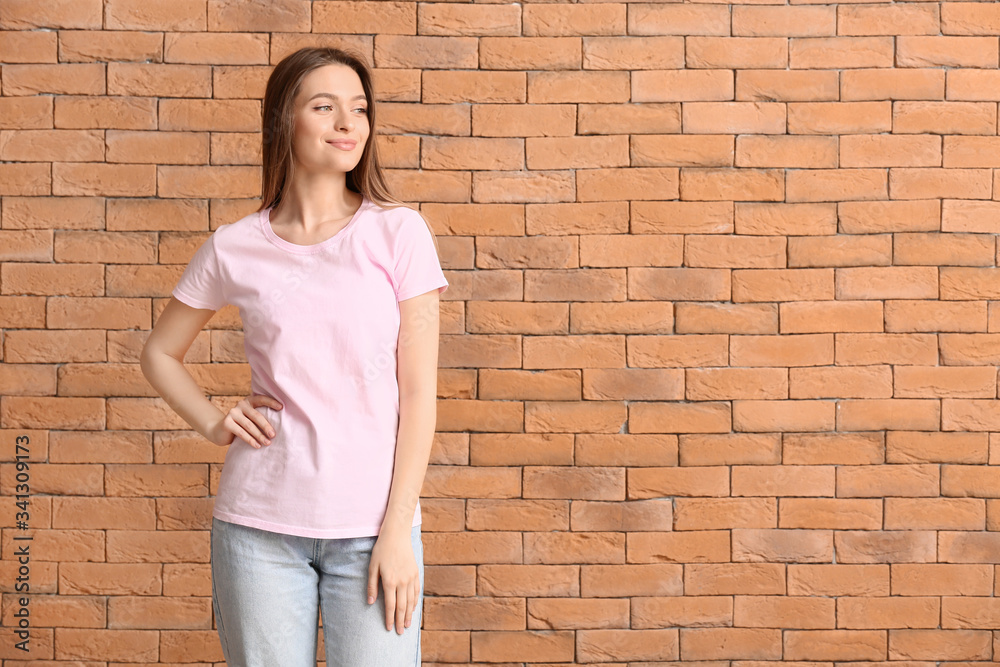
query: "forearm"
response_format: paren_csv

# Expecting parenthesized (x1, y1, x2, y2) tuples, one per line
(381, 390, 437, 536)
(140, 351, 229, 446)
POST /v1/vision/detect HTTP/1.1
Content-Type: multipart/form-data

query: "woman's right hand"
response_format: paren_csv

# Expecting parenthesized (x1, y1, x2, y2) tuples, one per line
(209, 394, 284, 448)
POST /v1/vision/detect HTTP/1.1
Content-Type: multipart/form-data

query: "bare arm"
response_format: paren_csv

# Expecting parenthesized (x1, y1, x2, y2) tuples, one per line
(140, 297, 234, 447)
(380, 288, 442, 537)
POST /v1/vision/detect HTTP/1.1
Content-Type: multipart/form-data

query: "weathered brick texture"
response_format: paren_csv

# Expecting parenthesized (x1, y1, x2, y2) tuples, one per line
(2, 0, 1000, 663)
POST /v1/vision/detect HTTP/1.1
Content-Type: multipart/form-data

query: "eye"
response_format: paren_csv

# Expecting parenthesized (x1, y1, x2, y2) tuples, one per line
(315, 105, 332, 111)
(354, 107, 368, 114)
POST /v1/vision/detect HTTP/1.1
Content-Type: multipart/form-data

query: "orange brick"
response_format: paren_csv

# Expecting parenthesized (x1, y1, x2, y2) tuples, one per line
(629, 402, 733, 433)
(682, 102, 785, 134)
(788, 101, 891, 134)
(737, 135, 838, 168)
(523, 4, 624, 37)
(780, 300, 883, 334)
(674, 497, 776, 530)
(838, 3, 940, 36)
(629, 4, 730, 36)
(885, 300, 987, 333)
(779, 498, 882, 530)
(836, 266, 938, 300)
(787, 234, 892, 268)
(632, 70, 733, 103)
(900, 103, 998, 138)
(479, 37, 581, 70)
(790, 37, 894, 69)
(632, 596, 732, 628)
(737, 69, 839, 102)
(583, 36, 684, 70)
(313, 1, 414, 33)
(688, 235, 785, 266)
(785, 630, 888, 661)
(886, 431, 989, 463)
(786, 169, 887, 202)
(633, 134, 733, 168)
(841, 68, 945, 101)
(679, 434, 781, 466)
(888, 629, 991, 661)
(686, 368, 787, 401)
(840, 134, 940, 167)
(628, 333, 728, 367)
(733, 268, 834, 302)
(526, 136, 628, 170)
(732, 464, 836, 498)
(527, 71, 629, 104)
(893, 365, 996, 398)
(837, 464, 939, 498)
(837, 399, 940, 431)
(835, 530, 936, 563)
(687, 37, 788, 69)
(679, 627, 782, 660)
(788, 564, 889, 597)
(685, 563, 786, 596)
(944, 137, 1000, 168)
(628, 466, 729, 498)
(789, 365, 892, 399)
(473, 103, 575, 138)
(580, 105, 681, 135)
(892, 563, 993, 596)
(839, 199, 940, 234)
(733, 400, 836, 432)
(839, 596, 940, 630)
(941, 268, 1000, 300)
(942, 2, 1000, 35)
(164, 33, 268, 65)
(422, 72, 526, 105)
(105, 0, 208, 31)
(732, 529, 833, 563)
(628, 531, 730, 564)
(733, 6, 835, 37)
(735, 202, 836, 235)
(947, 70, 1000, 102)
(897, 36, 999, 68)
(885, 497, 986, 530)
(730, 334, 834, 367)
(632, 201, 734, 234)
(674, 303, 777, 335)
(836, 333, 938, 366)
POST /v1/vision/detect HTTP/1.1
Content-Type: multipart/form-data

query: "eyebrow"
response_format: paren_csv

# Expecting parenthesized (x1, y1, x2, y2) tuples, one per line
(307, 92, 368, 102)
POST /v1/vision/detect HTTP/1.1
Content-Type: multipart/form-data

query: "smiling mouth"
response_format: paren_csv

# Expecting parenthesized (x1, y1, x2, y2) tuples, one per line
(327, 140, 357, 150)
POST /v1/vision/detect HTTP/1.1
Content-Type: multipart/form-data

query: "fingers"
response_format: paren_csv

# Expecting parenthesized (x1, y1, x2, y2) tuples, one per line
(384, 583, 396, 632)
(396, 586, 407, 635)
(237, 412, 271, 447)
(367, 567, 378, 606)
(228, 407, 273, 448)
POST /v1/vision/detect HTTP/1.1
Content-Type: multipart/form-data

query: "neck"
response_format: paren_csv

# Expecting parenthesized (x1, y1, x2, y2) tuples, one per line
(272, 169, 362, 229)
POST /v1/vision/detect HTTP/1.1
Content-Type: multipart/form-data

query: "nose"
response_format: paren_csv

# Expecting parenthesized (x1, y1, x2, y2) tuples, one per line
(337, 110, 353, 132)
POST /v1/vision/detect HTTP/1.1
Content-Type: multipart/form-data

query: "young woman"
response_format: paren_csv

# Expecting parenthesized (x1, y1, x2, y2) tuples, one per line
(140, 46, 448, 666)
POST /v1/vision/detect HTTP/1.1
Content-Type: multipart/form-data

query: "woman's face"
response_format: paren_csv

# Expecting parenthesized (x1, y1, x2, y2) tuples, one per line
(290, 63, 371, 175)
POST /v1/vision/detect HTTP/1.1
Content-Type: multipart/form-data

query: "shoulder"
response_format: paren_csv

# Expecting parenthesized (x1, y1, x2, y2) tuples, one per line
(368, 200, 435, 237)
(209, 208, 261, 248)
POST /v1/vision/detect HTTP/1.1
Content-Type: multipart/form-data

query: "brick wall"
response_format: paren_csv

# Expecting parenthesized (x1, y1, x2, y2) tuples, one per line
(2, 0, 1000, 663)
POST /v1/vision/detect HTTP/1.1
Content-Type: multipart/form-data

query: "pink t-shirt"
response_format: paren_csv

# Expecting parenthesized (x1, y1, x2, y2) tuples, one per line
(171, 195, 448, 538)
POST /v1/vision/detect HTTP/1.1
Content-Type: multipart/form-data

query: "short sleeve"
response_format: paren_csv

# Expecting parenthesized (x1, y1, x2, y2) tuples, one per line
(171, 232, 228, 311)
(393, 211, 449, 302)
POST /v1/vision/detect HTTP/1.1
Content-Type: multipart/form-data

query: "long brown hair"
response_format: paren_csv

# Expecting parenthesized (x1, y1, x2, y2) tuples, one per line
(257, 47, 406, 212)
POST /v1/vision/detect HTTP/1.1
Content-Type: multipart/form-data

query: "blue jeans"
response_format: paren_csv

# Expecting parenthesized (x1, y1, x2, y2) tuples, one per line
(210, 517, 423, 666)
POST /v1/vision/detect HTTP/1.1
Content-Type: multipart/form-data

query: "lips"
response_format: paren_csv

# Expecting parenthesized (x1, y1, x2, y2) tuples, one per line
(327, 140, 357, 150)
